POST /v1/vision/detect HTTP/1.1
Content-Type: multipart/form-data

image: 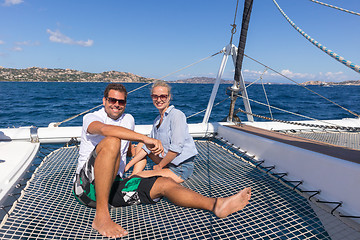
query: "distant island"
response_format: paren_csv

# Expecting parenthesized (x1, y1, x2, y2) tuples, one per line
(300, 80, 360, 86)
(0, 67, 359, 85)
(0, 67, 235, 84)
(169, 77, 233, 84)
(0, 67, 156, 83)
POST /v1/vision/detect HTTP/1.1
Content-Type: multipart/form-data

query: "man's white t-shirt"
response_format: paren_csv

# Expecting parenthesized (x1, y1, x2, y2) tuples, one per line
(76, 108, 135, 178)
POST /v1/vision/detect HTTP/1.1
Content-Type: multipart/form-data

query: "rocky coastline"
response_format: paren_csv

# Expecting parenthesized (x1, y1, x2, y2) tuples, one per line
(0, 67, 359, 85)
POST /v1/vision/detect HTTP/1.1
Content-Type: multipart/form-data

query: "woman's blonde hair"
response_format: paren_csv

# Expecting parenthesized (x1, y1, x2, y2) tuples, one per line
(151, 80, 172, 95)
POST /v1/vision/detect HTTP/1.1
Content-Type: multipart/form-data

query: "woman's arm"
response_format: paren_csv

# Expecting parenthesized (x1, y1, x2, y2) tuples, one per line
(153, 150, 178, 170)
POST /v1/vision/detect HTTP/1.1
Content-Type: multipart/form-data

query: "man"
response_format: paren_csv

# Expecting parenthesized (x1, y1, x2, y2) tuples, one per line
(73, 83, 251, 238)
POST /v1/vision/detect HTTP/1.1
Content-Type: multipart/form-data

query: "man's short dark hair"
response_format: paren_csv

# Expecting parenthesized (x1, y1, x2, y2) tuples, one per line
(104, 83, 128, 99)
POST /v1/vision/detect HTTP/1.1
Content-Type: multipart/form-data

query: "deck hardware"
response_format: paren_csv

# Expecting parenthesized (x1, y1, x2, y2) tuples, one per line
(65, 137, 80, 147)
(30, 126, 39, 143)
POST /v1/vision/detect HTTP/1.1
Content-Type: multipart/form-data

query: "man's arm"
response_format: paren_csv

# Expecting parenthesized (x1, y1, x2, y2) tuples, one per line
(88, 121, 163, 155)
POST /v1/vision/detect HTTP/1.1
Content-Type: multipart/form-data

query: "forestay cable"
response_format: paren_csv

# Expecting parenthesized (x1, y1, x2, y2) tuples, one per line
(272, 0, 360, 74)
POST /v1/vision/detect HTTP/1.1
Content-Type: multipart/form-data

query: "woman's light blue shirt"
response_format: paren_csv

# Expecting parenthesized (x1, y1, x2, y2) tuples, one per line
(143, 105, 198, 166)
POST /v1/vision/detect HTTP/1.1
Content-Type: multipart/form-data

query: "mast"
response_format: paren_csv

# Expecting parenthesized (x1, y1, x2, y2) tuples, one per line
(228, 0, 254, 122)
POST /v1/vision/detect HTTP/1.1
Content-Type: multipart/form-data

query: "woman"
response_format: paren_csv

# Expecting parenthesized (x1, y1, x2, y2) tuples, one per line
(125, 80, 198, 183)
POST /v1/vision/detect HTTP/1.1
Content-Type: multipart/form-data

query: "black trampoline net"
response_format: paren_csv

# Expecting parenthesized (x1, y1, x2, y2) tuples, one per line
(0, 140, 331, 239)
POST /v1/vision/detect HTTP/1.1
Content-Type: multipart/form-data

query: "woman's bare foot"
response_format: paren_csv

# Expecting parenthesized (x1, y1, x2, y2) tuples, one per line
(213, 187, 251, 218)
(92, 215, 128, 238)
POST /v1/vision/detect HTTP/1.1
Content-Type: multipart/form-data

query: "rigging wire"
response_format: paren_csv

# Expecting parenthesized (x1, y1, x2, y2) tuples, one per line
(186, 96, 230, 119)
(244, 53, 360, 118)
(259, 68, 273, 119)
(235, 106, 360, 132)
(272, 0, 360, 74)
(229, 0, 240, 45)
(53, 0, 360, 127)
(53, 51, 223, 127)
(236, 94, 342, 127)
(309, 0, 360, 16)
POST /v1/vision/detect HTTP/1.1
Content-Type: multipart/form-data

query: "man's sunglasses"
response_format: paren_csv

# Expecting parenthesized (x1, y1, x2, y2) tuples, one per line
(151, 94, 168, 101)
(106, 97, 126, 105)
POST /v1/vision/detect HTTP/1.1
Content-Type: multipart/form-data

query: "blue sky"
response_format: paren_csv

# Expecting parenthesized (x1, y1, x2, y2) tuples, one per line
(0, 0, 359, 83)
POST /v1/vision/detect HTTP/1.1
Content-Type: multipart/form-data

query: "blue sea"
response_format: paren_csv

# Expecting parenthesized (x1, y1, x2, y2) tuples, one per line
(0, 82, 359, 128)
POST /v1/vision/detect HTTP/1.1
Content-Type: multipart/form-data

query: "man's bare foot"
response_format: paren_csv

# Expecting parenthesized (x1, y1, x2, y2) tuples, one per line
(213, 187, 251, 218)
(92, 215, 128, 238)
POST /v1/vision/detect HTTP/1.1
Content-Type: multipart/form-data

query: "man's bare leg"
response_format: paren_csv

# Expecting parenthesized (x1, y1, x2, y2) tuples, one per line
(92, 137, 128, 238)
(150, 177, 251, 218)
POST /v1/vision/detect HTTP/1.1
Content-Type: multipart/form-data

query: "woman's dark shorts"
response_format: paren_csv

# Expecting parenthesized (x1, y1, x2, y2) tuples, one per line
(73, 148, 159, 208)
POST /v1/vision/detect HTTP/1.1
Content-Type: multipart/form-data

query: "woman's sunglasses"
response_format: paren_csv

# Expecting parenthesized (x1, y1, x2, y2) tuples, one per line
(151, 94, 168, 101)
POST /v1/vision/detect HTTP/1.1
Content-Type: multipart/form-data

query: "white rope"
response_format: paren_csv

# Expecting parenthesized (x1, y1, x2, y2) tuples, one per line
(273, 0, 360, 74)
(309, 0, 360, 16)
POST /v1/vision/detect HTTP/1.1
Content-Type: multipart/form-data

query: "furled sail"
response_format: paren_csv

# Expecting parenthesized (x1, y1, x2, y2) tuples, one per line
(228, 0, 254, 122)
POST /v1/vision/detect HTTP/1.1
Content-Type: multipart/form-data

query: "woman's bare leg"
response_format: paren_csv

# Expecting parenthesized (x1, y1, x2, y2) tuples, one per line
(131, 143, 147, 175)
(135, 168, 184, 183)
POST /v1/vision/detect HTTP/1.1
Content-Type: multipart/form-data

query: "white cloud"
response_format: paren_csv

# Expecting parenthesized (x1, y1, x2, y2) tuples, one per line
(319, 71, 347, 82)
(279, 69, 315, 80)
(14, 40, 40, 46)
(46, 29, 93, 47)
(9, 40, 40, 52)
(0, 40, 5, 44)
(242, 68, 350, 83)
(11, 46, 23, 51)
(3, 0, 23, 6)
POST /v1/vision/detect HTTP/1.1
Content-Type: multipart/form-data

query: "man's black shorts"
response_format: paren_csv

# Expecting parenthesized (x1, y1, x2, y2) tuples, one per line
(73, 148, 159, 208)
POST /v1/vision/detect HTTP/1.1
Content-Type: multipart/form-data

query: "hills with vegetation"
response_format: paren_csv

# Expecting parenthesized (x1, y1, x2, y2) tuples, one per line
(169, 77, 232, 84)
(300, 80, 360, 86)
(0, 67, 155, 83)
(0, 67, 359, 85)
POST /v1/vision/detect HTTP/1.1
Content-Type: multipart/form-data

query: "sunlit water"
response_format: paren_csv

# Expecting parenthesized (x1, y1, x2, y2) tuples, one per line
(1, 82, 359, 128)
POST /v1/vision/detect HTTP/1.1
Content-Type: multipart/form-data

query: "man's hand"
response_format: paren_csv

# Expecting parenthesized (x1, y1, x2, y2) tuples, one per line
(144, 137, 164, 156)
